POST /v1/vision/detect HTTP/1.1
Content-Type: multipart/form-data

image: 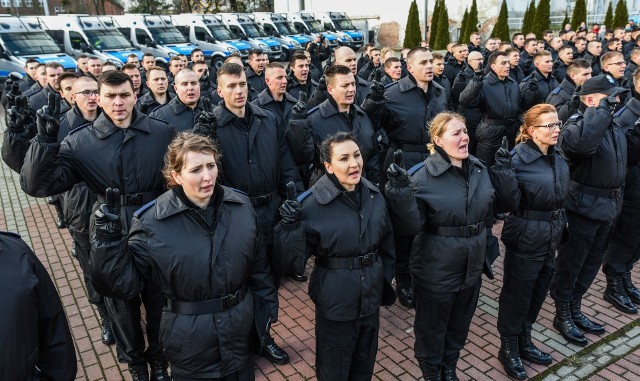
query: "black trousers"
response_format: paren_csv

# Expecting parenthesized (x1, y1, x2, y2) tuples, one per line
(475, 124, 516, 168)
(603, 205, 640, 275)
(172, 367, 255, 381)
(550, 211, 614, 302)
(70, 229, 103, 305)
(315, 311, 380, 381)
(497, 251, 554, 336)
(414, 280, 481, 369)
(394, 231, 412, 281)
(106, 285, 164, 365)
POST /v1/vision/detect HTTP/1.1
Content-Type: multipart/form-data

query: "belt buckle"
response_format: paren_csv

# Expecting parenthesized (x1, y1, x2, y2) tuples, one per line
(223, 289, 240, 309)
(360, 253, 373, 267)
(468, 224, 479, 236)
(551, 210, 560, 220)
(126, 193, 142, 205)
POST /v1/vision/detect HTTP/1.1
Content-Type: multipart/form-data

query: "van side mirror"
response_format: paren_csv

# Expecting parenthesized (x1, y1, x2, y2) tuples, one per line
(80, 42, 90, 53)
(0, 50, 9, 60)
(205, 35, 214, 43)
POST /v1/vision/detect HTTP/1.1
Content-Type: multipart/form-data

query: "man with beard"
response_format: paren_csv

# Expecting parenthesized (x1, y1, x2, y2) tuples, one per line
(554, 45, 575, 83)
(520, 50, 560, 110)
(245, 49, 268, 95)
(547, 59, 593, 122)
(150, 69, 204, 132)
(287, 53, 317, 100)
(137, 66, 172, 115)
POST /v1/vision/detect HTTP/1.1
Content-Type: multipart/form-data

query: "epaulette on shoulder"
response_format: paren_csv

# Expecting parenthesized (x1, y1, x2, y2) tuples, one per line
(69, 122, 90, 135)
(522, 74, 532, 82)
(384, 81, 398, 89)
(297, 188, 313, 203)
(408, 161, 425, 175)
(550, 87, 562, 95)
(613, 106, 627, 118)
(0, 231, 21, 239)
(230, 188, 247, 196)
(133, 200, 156, 219)
(567, 113, 582, 122)
(307, 105, 321, 116)
(148, 116, 170, 125)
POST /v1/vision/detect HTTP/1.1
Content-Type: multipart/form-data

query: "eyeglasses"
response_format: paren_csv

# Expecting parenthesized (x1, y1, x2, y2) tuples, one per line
(75, 90, 99, 96)
(608, 61, 626, 66)
(534, 121, 562, 130)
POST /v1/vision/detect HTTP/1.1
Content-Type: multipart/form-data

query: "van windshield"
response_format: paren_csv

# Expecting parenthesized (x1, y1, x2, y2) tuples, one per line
(149, 27, 188, 44)
(85, 29, 132, 50)
(305, 20, 324, 33)
(274, 22, 293, 35)
(241, 23, 267, 38)
(1, 32, 62, 55)
(207, 25, 234, 41)
(334, 19, 356, 30)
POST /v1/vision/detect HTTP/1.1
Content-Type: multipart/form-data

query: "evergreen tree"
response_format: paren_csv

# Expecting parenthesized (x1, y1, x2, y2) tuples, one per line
(571, 0, 587, 31)
(562, 11, 570, 28)
(460, 8, 469, 44)
(467, 0, 479, 38)
(492, 0, 510, 42)
(522, 0, 536, 35)
(531, 0, 550, 39)
(429, 0, 441, 47)
(604, 2, 614, 28)
(435, 2, 450, 50)
(403, 0, 422, 48)
(613, 0, 629, 29)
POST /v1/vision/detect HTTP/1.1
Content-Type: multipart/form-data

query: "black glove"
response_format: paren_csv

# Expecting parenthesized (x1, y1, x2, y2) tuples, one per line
(569, 86, 581, 111)
(36, 92, 61, 141)
(528, 76, 539, 92)
(447, 56, 456, 66)
(317, 75, 327, 92)
(369, 70, 385, 102)
(279, 182, 301, 225)
(194, 98, 218, 141)
(457, 69, 467, 81)
(375, 128, 388, 152)
(620, 77, 630, 88)
(94, 188, 122, 241)
(7, 95, 31, 132)
(597, 90, 623, 114)
(5, 82, 21, 109)
(386, 149, 410, 188)
(473, 69, 484, 82)
(291, 92, 308, 120)
(494, 137, 511, 167)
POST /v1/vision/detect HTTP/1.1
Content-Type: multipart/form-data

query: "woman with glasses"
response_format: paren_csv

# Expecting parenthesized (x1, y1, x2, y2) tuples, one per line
(490, 104, 570, 379)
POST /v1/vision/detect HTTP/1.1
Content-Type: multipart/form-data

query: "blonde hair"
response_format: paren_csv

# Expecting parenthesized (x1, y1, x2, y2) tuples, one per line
(426, 112, 466, 155)
(163, 132, 220, 188)
(516, 104, 558, 144)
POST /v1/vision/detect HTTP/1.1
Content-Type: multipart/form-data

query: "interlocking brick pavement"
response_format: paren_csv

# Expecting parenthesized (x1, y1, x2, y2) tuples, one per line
(2, 117, 639, 380)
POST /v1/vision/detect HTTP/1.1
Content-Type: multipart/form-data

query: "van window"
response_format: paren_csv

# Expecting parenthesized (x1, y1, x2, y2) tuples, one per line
(70, 31, 84, 50)
(118, 28, 131, 39)
(194, 26, 208, 42)
(135, 28, 150, 44)
(323, 22, 334, 32)
(263, 24, 276, 36)
(229, 25, 244, 38)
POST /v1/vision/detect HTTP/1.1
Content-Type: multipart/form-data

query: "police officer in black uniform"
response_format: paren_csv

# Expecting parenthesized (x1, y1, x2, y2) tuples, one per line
(546, 59, 593, 123)
(137, 66, 173, 115)
(520, 51, 560, 110)
(245, 49, 269, 95)
(150, 69, 205, 132)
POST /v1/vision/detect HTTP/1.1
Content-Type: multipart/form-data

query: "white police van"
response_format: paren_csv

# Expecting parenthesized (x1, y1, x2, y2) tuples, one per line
(315, 12, 364, 51)
(253, 12, 311, 60)
(172, 13, 249, 67)
(219, 13, 283, 61)
(0, 15, 76, 81)
(39, 15, 143, 66)
(285, 13, 339, 49)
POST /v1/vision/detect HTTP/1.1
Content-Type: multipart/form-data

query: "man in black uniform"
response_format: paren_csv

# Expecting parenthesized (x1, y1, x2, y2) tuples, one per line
(87, 56, 103, 81)
(520, 50, 560, 110)
(452, 51, 484, 154)
(624, 48, 640, 82)
(19, 71, 173, 381)
(150, 69, 205, 132)
(432, 52, 454, 111)
(443, 44, 468, 86)
(28, 62, 68, 115)
(0, 231, 76, 381)
(252, 62, 297, 130)
(17, 58, 39, 92)
(600, 51, 631, 101)
(547, 59, 593, 122)
(23, 63, 46, 98)
(245, 49, 268, 96)
(584, 40, 603, 75)
(358, 46, 381, 81)
(551, 75, 630, 346)
(197, 62, 303, 366)
(519, 38, 538, 76)
(553, 46, 574, 83)
(122, 63, 148, 98)
(137, 66, 172, 115)
(334, 46, 371, 106)
(287, 53, 317, 100)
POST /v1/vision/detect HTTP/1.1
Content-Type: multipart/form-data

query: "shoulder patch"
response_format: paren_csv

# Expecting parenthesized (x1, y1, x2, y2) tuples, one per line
(230, 188, 247, 196)
(69, 122, 90, 135)
(408, 161, 425, 175)
(133, 200, 156, 219)
(550, 87, 562, 95)
(384, 81, 397, 89)
(0, 231, 21, 239)
(297, 188, 313, 203)
(614, 106, 627, 118)
(567, 113, 582, 122)
(307, 105, 321, 115)
(522, 74, 532, 82)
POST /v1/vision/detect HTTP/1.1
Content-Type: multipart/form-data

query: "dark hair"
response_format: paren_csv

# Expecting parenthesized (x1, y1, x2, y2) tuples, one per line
(121, 63, 139, 71)
(143, 52, 155, 59)
(432, 52, 444, 60)
(191, 48, 202, 55)
(524, 38, 537, 47)
(169, 56, 183, 65)
(575, 36, 587, 43)
(127, 53, 138, 59)
(248, 48, 265, 59)
(543, 30, 553, 36)
(504, 47, 519, 56)
(512, 32, 524, 41)
(324, 64, 352, 85)
(98, 70, 134, 93)
(216, 62, 244, 81)
(25, 58, 39, 65)
(606, 37, 620, 46)
(289, 53, 308, 67)
(78, 54, 89, 60)
(45, 61, 64, 70)
(488, 51, 508, 66)
(178, 54, 187, 58)
(320, 132, 358, 163)
(567, 58, 592, 75)
(558, 45, 573, 53)
(192, 60, 208, 67)
(58, 72, 78, 85)
(102, 62, 117, 69)
(228, 52, 242, 60)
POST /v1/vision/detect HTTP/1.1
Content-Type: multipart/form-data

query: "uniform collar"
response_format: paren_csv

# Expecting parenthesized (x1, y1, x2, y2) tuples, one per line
(311, 174, 378, 205)
(92, 109, 150, 139)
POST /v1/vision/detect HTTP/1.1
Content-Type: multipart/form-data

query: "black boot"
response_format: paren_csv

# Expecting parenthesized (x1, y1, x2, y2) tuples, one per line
(498, 335, 526, 380)
(419, 365, 441, 381)
(259, 335, 290, 365)
(553, 301, 587, 346)
(518, 332, 552, 365)
(603, 275, 638, 314)
(47, 197, 66, 229)
(395, 273, 414, 308)
(570, 299, 606, 333)
(441, 362, 459, 381)
(70, 241, 78, 259)
(622, 271, 640, 305)
(96, 304, 115, 345)
(128, 364, 149, 381)
(149, 359, 170, 381)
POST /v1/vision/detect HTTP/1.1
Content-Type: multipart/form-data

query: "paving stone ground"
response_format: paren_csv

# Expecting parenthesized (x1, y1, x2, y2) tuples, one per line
(2, 115, 639, 380)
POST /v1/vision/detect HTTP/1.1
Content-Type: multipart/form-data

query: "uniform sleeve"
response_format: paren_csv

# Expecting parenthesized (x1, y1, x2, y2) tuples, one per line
(20, 137, 81, 197)
(28, 245, 77, 380)
(384, 179, 422, 236)
(89, 216, 149, 300)
(2, 127, 32, 173)
(277, 121, 305, 194)
(272, 219, 308, 277)
(559, 107, 613, 158)
(379, 209, 396, 306)
(285, 115, 315, 166)
(458, 78, 484, 109)
(248, 228, 279, 321)
(490, 161, 520, 213)
(519, 80, 543, 111)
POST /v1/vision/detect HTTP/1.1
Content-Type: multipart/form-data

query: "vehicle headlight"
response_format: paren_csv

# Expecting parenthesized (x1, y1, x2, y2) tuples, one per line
(227, 47, 239, 54)
(259, 43, 269, 50)
(292, 40, 301, 47)
(168, 52, 177, 57)
(344, 35, 353, 41)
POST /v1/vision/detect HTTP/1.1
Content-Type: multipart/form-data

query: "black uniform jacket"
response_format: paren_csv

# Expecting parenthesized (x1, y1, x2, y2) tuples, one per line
(90, 185, 278, 378)
(149, 96, 206, 132)
(546, 78, 577, 123)
(0, 231, 76, 381)
(273, 175, 395, 321)
(491, 141, 570, 257)
(614, 97, 640, 208)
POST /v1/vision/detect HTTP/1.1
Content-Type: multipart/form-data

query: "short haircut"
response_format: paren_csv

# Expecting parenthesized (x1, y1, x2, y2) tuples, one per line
(504, 47, 519, 56)
(25, 58, 39, 65)
(191, 48, 202, 55)
(169, 56, 183, 65)
(634, 67, 640, 86)
(98, 70, 133, 92)
(587, 40, 602, 49)
(178, 54, 187, 58)
(631, 47, 640, 57)
(406, 47, 431, 63)
(248, 48, 265, 59)
(58, 72, 78, 85)
(432, 52, 444, 60)
(78, 54, 89, 60)
(127, 53, 138, 59)
(320, 131, 358, 163)
(217, 62, 244, 80)
(88, 56, 101, 62)
(192, 60, 208, 67)
(601, 51, 623, 65)
(575, 36, 587, 44)
(143, 52, 154, 59)
(289, 53, 308, 67)
(488, 51, 509, 66)
(524, 38, 537, 47)
(102, 62, 117, 69)
(451, 43, 464, 50)
(37, 63, 45, 69)
(566, 58, 592, 75)
(324, 64, 352, 86)
(45, 61, 63, 70)
(533, 50, 551, 61)
(543, 30, 553, 36)
(558, 45, 573, 53)
(607, 37, 620, 46)
(512, 32, 524, 41)
(121, 63, 139, 71)
(266, 62, 285, 70)
(384, 57, 400, 68)
(146, 66, 166, 77)
(559, 30, 567, 38)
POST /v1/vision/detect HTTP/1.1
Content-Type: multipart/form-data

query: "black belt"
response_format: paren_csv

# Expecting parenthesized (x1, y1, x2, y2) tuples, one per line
(97, 190, 161, 206)
(390, 142, 428, 153)
(514, 208, 562, 221)
(569, 180, 622, 198)
(482, 118, 516, 125)
(165, 286, 247, 315)
(249, 190, 278, 207)
(425, 222, 485, 237)
(316, 251, 379, 269)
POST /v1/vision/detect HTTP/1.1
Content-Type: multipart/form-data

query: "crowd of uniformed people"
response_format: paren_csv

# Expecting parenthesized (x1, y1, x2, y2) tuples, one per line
(3, 20, 640, 381)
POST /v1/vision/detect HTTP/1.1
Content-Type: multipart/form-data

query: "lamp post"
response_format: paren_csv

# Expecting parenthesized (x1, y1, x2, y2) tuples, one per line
(424, 0, 429, 39)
